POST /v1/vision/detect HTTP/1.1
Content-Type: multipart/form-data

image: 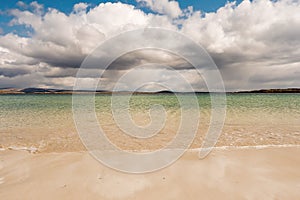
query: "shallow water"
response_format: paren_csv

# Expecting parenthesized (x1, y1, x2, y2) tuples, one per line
(0, 94, 299, 152)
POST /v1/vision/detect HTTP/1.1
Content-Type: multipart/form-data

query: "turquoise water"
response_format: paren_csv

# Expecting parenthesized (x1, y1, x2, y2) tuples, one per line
(0, 94, 300, 151)
(1, 93, 299, 110)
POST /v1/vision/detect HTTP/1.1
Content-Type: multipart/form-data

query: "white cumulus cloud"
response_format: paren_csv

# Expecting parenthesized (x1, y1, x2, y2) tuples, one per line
(136, 0, 182, 18)
(0, 0, 299, 91)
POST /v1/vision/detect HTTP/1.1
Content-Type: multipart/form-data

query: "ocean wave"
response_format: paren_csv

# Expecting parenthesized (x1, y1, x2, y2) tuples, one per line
(190, 144, 300, 152)
(1, 144, 299, 153)
(5, 146, 38, 153)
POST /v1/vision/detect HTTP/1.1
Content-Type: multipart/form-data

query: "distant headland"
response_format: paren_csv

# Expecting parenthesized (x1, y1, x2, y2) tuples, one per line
(0, 87, 300, 94)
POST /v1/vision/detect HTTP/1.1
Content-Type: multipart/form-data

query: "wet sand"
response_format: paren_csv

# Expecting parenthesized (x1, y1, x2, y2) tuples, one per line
(1, 147, 300, 199)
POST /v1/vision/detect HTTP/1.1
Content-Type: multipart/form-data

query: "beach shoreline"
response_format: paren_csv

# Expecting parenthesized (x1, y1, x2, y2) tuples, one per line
(1, 146, 300, 199)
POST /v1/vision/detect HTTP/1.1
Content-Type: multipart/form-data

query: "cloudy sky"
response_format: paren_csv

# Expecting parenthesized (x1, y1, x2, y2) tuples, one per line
(0, 0, 299, 91)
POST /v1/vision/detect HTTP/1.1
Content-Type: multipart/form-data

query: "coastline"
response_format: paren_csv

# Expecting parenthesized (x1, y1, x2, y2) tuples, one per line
(1, 146, 300, 199)
(1, 87, 300, 95)
(1, 143, 300, 154)
(1, 91, 299, 199)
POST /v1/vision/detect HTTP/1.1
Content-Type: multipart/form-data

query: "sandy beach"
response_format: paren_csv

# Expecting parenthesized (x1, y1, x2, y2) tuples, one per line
(1, 146, 300, 199)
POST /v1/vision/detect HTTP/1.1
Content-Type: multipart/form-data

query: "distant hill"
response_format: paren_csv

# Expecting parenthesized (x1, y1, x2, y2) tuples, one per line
(21, 88, 52, 93)
(0, 87, 299, 94)
(235, 88, 300, 93)
(0, 88, 110, 94)
(0, 88, 23, 94)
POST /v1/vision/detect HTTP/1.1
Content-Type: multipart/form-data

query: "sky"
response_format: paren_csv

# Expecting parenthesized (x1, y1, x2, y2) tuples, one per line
(0, 0, 299, 91)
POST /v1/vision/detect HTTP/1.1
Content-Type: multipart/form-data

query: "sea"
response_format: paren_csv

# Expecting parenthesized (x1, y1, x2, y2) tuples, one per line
(0, 93, 299, 152)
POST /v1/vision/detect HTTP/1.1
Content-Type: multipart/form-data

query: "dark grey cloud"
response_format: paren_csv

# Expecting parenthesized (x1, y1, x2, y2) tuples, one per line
(249, 67, 300, 83)
(0, 67, 30, 77)
(109, 49, 193, 70)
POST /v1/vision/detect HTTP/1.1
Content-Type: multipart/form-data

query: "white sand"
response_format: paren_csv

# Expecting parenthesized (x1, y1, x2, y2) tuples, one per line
(1, 147, 300, 199)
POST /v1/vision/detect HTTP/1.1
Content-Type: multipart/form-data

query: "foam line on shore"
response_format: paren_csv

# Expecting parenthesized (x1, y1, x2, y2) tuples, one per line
(190, 144, 300, 152)
(1, 144, 299, 154)
(2, 146, 38, 153)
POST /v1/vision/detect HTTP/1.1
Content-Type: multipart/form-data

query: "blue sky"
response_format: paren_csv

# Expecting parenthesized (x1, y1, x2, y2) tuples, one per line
(0, 0, 243, 12)
(0, 0, 243, 35)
